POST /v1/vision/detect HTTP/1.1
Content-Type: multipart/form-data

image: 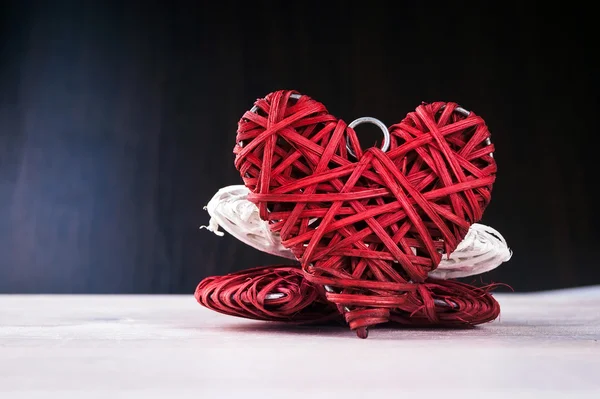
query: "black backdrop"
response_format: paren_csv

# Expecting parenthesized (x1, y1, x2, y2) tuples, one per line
(0, 1, 597, 294)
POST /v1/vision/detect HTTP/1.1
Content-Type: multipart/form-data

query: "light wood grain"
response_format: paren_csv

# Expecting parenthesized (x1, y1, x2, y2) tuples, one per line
(1, 288, 600, 398)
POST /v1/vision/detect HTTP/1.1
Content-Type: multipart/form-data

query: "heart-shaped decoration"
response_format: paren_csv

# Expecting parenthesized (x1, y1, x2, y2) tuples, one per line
(234, 90, 496, 334)
(195, 264, 500, 328)
(195, 265, 338, 323)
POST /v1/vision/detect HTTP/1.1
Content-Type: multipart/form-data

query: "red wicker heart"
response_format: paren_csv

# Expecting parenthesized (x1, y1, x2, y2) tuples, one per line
(195, 264, 500, 327)
(234, 90, 496, 335)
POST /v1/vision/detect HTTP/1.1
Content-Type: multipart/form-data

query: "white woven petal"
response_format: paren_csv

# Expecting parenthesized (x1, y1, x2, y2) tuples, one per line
(429, 224, 512, 279)
(200, 185, 512, 279)
(200, 185, 296, 260)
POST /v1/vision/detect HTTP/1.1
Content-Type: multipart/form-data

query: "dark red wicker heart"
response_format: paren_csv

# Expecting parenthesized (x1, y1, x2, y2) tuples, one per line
(195, 265, 337, 324)
(233, 90, 496, 336)
(195, 265, 500, 328)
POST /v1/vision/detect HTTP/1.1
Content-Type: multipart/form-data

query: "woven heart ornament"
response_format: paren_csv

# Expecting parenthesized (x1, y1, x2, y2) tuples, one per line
(195, 263, 501, 329)
(234, 90, 496, 336)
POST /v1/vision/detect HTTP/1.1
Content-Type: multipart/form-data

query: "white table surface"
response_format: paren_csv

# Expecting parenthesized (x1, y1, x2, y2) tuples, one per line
(1, 287, 600, 399)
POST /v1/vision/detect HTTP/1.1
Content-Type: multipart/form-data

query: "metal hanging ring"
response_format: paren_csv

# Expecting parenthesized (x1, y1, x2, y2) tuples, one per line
(346, 116, 391, 158)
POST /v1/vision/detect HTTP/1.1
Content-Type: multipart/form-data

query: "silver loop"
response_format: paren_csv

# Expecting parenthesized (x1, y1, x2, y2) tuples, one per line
(346, 116, 391, 158)
(265, 292, 285, 300)
(454, 106, 470, 117)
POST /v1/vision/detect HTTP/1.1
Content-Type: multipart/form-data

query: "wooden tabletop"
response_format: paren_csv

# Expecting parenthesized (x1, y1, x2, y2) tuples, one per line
(1, 287, 600, 398)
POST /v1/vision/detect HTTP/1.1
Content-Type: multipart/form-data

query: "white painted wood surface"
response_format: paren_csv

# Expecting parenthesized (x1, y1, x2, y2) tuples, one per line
(1, 287, 600, 398)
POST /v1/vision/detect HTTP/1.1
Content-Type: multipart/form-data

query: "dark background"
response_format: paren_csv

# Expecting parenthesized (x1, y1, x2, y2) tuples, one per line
(0, 1, 597, 294)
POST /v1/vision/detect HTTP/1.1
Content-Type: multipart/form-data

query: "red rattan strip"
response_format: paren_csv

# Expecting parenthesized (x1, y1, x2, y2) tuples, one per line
(195, 265, 338, 324)
(195, 265, 501, 333)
